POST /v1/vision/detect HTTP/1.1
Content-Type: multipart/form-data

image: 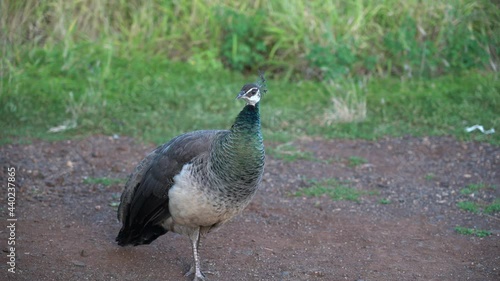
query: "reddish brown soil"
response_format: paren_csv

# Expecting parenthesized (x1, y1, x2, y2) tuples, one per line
(1, 135, 499, 281)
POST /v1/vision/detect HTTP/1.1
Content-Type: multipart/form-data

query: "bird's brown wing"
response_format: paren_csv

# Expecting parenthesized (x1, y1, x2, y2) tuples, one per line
(116, 130, 227, 245)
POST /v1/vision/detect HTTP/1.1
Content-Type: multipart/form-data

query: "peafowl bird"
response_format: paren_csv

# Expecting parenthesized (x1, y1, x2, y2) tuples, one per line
(116, 73, 267, 280)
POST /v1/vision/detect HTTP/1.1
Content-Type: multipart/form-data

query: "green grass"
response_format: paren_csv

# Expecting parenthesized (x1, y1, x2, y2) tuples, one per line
(295, 178, 364, 202)
(457, 199, 500, 214)
(1, 44, 498, 145)
(425, 173, 435, 181)
(83, 177, 124, 186)
(347, 156, 368, 167)
(460, 183, 489, 195)
(457, 201, 480, 213)
(484, 199, 500, 214)
(1, 1, 499, 145)
(457, 183, 498, 214)
(379, 198, 391, 205)
(454, 226, 492, 238)
(2, 0, 498, 78)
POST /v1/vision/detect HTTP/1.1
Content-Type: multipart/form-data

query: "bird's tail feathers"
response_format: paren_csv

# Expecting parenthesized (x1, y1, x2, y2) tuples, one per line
(116, 224, 168, 246)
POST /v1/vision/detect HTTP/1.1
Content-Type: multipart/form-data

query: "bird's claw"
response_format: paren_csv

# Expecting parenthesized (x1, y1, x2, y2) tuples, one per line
(190, 275, 206, 281)
(185, 271, 205, 281)
(184, 264, 206, 280)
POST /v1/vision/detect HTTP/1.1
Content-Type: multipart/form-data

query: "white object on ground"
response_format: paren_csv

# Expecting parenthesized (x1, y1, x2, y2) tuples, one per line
(465, 125, 495, 134)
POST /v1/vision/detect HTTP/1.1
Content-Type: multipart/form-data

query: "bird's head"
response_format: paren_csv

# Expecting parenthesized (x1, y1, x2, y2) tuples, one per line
(236, 71, 267, 106)
(236, 84, 261, 106)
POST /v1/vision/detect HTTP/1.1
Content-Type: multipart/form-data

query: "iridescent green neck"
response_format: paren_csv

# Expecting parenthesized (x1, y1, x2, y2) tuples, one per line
(231, 103, 261, 136)
(210, 103, 264, 185)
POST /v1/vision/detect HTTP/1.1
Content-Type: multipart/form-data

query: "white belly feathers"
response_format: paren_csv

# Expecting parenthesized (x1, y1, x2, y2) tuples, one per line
(168, 164, 235, 228)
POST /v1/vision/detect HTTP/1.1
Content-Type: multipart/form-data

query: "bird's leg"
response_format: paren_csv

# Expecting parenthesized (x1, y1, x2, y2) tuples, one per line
(185, 237, 202, 276)
(185, 227, 205, 281)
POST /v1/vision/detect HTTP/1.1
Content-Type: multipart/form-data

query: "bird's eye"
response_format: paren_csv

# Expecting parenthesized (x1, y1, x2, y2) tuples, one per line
(244, 87, 259, 97)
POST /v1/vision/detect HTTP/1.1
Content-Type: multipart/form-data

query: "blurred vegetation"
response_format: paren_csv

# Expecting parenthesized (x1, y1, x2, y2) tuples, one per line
(2, 0, 498, 79)
(1, 0, 499, 145)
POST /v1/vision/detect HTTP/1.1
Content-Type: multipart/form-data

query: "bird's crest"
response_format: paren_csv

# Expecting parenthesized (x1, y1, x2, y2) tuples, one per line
(256, 70, 268, 95)
(236, 71, 268, 106)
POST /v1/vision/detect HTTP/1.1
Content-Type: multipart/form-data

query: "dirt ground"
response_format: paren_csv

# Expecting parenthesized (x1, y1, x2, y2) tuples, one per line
(1, 135, 499, 281)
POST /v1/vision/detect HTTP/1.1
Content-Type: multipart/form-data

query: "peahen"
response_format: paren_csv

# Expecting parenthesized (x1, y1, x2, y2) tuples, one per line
(116, 73, 266, 280)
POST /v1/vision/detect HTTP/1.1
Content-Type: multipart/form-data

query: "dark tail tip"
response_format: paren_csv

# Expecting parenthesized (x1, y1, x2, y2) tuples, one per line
(116, 225, 168, 246)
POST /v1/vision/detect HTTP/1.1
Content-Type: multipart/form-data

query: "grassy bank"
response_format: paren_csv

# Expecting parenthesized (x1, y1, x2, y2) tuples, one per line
(1, 44, 498, 145)
(1, 1, 499, 145)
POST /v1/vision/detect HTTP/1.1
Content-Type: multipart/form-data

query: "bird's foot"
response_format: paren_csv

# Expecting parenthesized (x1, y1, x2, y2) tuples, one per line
(191, 274, 205, 281)
(184, 264, 206, 280)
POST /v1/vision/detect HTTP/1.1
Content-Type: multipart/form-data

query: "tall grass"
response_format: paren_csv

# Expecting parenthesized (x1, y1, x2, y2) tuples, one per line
(1, 0, 498, 78)
(1, 1, 499, 145)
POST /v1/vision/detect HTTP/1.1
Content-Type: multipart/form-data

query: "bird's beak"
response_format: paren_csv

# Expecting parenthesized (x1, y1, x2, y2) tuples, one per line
(236, 91, 245, 100)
